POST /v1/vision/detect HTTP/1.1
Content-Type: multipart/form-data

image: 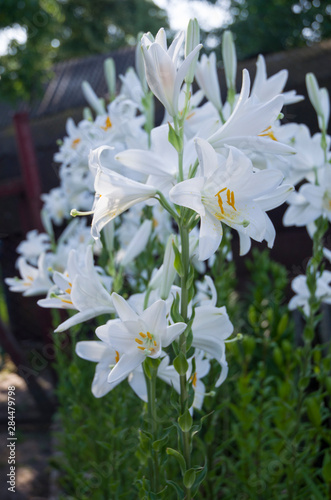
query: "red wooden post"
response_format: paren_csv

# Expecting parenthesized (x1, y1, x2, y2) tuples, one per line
(13, 112, 43, 232)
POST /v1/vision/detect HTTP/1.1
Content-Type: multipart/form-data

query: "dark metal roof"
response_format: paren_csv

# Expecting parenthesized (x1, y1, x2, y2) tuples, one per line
(1, 46, 136, 130)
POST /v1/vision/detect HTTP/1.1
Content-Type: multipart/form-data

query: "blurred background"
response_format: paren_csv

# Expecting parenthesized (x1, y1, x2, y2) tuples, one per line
(0, 1, 331, 497)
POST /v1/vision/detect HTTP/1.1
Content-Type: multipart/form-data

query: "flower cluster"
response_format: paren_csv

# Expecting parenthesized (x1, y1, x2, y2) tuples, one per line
(6, 19, 330, 495)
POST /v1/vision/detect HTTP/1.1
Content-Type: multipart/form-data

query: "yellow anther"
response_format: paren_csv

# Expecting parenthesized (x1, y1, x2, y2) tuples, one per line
(101, 116, 112, 131)
(216, 188, 227, 196)
(65, 288, 71, 295)
(115, 351, 120, 363)
(71, 138, 81, 148)
(227, 189, 237, 211)
(60, 299, 73, 305)
(27, 275, 34, 281)
(186, 111, 195, 120)
(135, 338, 143, 345)
(137, 346, 146, 351)
(259, 126, 277, 141)
(139, 332, 147, 338)
(153, 340, 157, 347)
(147, 331, 152, 340)
(215, 188, 226, 214)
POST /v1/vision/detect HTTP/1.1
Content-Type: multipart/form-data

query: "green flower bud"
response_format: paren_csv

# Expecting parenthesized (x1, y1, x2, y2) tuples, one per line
(185, 18, 200, 84)
(178, 408, 193, 432)
(104, 58, 116, 100)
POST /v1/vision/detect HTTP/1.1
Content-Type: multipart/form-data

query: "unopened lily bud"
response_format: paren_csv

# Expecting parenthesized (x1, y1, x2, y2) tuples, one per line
(195, 52, 223, 112)
(83, 107, 93, 121)
(104, 58, 116, 101)
(306, 73, 323, 116)
(41, 208, 54, 239)
(135, 33, 148, 92)
(160, 235, 177, 300)
(306, 73, 330, 131)
(102, 219, 115, 253)
(81, 81, 105, 115)
(222, 30, 237, 91)
(118, 219, 152, 267)
(185, 18, 200, 84)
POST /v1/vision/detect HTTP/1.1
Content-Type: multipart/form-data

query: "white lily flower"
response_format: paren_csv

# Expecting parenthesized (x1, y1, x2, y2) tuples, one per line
(16, 230, 51, 266)
(252, 54, 304, 105)
(96, 293, 186, 384)
(76, 340, 147, 400)
(6, 253, 52, 297)
(38, 246, 114, 332)
(207, 69, 295, 156)
(116, 219, 153, 267)
(283, 190, 319, 227)
(157, 350, 210, 410)
(119, 67, 145, 110)
(87, 157, 157, 238)
(41, 187, 71, 225)
(193, 275, 218, 308)
(284, 167, 331, 227)
(191, 304, 233, 387)
(195, 52, 223, 113)
(141, 28, 202, 117)
(273, 123, 330, 186)
(76, 341, 124, 397)
(169, 139, 293, 260)
(115, 124, 197, 194)
(289, 272, 331, 316)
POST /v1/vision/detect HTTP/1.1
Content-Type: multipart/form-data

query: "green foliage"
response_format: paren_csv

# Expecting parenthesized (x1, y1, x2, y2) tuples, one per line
(52, 329, 141, 499)
(202, 0, 331, 59)
(49, 246, 331, 498)
(195, 247, 331, 499)
(0, 0, 168, 104)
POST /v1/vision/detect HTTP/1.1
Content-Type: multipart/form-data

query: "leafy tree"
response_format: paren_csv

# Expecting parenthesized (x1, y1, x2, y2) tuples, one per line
(0, 0, 168, 104)
(201, 0, 331, 59)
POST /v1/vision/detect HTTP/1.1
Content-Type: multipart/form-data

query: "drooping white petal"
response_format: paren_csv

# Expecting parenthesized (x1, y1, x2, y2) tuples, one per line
(54, 307, 114, 332)
(75, 340, 108, 362)
(198, 211, 223, 262)
(162, 322, 187, 347)
(108, 350, 145, 384)
(128, 367, 148, 402)
(169, 177, 205, 215)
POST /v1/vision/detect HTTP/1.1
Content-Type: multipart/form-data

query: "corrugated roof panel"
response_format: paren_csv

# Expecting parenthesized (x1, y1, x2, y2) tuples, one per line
(0, 46, 135, 129)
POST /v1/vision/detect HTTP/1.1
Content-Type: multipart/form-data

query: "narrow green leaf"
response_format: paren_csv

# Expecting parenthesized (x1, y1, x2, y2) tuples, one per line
(166, 448, 186, 475)
(166, 480, 185, 499)
(152, 434, 169, 452)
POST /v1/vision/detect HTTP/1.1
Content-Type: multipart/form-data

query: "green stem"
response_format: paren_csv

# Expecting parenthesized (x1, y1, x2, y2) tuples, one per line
(179, 221, 192, 498)
(144, 362, 160, 494)
(303, 215, 328, 342)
